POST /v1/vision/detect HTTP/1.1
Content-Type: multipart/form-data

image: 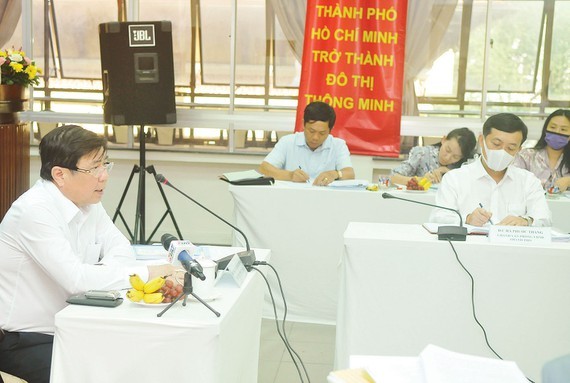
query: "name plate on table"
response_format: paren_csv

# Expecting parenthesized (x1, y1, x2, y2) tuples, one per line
(219, 254, 247, 287)
(488, 226, 551, 244)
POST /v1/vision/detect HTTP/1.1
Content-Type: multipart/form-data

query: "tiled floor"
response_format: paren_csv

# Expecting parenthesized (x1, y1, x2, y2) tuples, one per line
(258, 318, 336, 383)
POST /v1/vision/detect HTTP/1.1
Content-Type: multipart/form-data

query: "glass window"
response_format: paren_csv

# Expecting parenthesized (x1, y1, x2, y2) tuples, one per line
(549, 1, 570, 101)
(16, 0, 570, 152)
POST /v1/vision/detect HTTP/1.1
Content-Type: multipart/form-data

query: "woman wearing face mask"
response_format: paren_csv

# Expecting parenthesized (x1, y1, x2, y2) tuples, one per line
(514, 109, 570, 192)
(390, 127, 476, 185)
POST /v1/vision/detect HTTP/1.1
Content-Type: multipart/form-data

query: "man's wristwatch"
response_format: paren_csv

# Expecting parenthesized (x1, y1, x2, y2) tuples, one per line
(520, 216, 533, 226)
(336, 170, 342, 180)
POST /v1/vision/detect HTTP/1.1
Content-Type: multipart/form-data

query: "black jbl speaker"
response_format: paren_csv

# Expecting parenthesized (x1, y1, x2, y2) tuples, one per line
(99, 21, 176, 125)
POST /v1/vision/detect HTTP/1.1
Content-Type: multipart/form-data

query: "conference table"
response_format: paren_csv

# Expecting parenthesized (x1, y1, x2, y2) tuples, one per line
(335, 222, 570, 383)
(229, 181, 570, 324)
(50, 247, 270, 383)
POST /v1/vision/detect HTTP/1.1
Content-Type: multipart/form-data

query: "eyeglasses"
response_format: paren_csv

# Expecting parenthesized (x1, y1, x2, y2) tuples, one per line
(72, 161, 114, 178)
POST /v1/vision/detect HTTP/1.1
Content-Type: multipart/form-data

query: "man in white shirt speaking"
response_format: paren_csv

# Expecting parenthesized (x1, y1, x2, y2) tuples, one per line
(0, 125, 177, 383)
(430, 113, 551, 227)
(259, 101, 355, 186)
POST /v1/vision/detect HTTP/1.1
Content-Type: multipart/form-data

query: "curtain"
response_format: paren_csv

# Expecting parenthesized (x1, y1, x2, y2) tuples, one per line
(402, 0, 459, 116)
(0, 0, 21, 47)
(270, 0, 306, 62)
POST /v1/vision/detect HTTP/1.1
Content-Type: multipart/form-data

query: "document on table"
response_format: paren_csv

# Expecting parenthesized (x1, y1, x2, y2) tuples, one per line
(132, 244, 168, 260)
(551, 228, 570, 242)
(328, 344, 528, 383)
(419, 344, 528, 383)
(328, 179, 369, 189)
(422, 222, 490, 235)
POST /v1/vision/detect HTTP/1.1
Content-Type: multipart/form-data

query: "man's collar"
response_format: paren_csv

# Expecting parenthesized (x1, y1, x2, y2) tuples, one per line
(295, 132, 332, 151)
(474, 156, 515, 182)
(43, 179, 88, 223)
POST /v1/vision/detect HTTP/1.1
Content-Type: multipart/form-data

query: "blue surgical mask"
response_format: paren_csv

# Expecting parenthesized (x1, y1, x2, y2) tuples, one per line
(545, 132, 570, 150)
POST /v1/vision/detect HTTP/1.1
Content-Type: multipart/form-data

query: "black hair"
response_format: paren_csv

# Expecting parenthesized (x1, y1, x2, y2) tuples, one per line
(303, 101, 336, 130)
(434, 127, 477, 167)
(39, 125, 107, 181)
(534, 109, 570, 173)
(482, 113, 528, 143)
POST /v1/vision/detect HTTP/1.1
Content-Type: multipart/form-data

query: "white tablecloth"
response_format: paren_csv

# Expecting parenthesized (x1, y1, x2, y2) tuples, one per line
(50, 248, 270, 383)
(229, 182, 570, 324)
(335, 223, 570, 383)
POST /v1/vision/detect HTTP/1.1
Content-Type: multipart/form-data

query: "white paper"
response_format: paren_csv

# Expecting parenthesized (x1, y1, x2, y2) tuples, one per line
(488, 226, 551, 244)
(422, 222, 490, 235)
(329, 179, 369, 188)
(420, 344, 528, 383)
(132, 244, 168, 260)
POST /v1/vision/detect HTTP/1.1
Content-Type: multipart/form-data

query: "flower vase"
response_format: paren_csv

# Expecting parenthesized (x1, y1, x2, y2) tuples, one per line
(0, 84, 27, 123)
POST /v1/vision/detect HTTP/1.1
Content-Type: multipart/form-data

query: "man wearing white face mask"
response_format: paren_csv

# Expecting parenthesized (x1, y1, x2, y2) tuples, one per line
(429, 113, 551, 227)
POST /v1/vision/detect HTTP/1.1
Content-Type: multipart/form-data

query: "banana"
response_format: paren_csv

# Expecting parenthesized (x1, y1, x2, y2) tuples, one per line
(418, 177, 432, 190)
(143, 275, 166, 294)
(129, 274, 145, 291)
(143, 292, 164, 304)
(126, 288, 145, 302)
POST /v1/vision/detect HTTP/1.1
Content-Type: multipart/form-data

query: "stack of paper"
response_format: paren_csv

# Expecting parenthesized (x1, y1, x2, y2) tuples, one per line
(132, 244, 168, 260)
(328, 345, 529, 383)
(422, 222, 489, 235)
(328, 179, 370, 189)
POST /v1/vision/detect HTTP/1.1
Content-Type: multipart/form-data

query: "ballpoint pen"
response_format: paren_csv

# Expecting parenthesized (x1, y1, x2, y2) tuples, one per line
(478, 203, 494, 225)
(299, 166, 310, 183)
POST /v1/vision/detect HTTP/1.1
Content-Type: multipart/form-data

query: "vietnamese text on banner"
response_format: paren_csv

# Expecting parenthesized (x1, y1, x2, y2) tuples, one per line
(296, 1, 408, 157)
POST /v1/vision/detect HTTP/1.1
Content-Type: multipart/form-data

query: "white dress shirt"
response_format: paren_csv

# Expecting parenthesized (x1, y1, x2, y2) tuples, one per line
(263, 132, 352, 179)
(0, 179, 147, 334)
(429, 157, 552, 227)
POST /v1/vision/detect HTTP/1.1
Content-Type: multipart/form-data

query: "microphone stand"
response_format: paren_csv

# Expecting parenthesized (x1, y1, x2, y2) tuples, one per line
(382, 192, 468, 241)
(157, 272, 221, 318)
(155, 174, 256, 270)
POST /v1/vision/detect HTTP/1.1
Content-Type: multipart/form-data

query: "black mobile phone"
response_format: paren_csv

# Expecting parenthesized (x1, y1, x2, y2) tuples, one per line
(66, 294, 123, 308)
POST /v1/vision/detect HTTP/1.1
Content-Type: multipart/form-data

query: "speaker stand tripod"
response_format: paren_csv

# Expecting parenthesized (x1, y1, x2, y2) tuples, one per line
(112, 125, 183, 244)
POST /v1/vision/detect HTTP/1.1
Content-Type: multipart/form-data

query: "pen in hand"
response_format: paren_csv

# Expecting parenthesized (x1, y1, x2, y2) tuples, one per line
(478, 203, 494, 225)
(298, 166, 309, 183)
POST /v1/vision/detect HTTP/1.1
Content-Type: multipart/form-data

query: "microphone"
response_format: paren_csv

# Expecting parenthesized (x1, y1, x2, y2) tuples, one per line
(155, 174, 256, 271)
(382, 192, 467, 241)
(161, 233, 206, 280)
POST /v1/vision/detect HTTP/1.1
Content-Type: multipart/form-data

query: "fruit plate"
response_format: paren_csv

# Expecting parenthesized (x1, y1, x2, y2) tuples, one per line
(130, 300, 172, 307)
(404, 189, 428, 193)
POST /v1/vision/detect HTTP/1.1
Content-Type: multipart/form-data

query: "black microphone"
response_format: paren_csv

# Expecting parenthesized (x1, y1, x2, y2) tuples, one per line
(382, 192, 467, 241)
(161, 233, 206, 280)
(156, 174, 256, 271)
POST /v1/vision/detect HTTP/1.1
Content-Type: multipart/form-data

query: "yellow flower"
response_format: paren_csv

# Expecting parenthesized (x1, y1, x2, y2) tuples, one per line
(24, 65, 37, 79)
(9, 62, 23, 72)
(1, 46, 42, 86)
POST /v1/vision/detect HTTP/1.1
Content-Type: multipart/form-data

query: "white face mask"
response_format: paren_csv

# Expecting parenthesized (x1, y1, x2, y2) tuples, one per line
(482, 138, 515, 172)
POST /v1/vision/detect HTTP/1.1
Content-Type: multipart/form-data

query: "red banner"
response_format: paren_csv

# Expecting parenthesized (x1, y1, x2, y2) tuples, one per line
(296, 0, 408, 157)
